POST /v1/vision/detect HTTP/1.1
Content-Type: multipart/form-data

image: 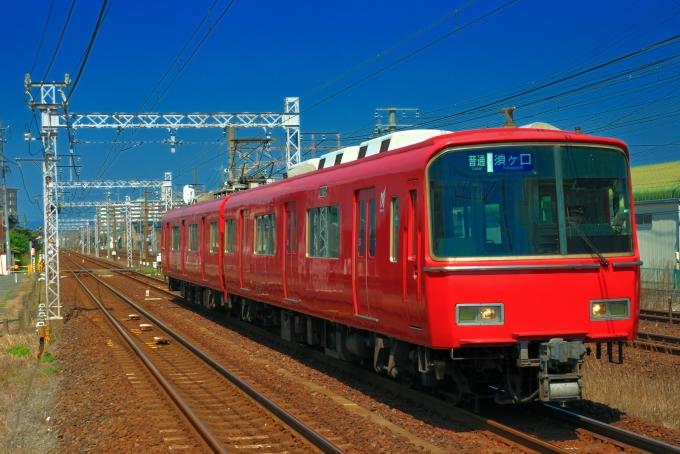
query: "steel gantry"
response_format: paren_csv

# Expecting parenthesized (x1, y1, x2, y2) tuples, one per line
(50, 97, 301, 172)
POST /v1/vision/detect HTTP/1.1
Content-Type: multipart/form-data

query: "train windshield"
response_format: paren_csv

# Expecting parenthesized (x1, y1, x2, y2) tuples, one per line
(428, 144, 633, 259)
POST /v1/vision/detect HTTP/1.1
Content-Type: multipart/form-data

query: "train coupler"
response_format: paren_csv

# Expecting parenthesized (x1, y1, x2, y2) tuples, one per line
(538, 338, 586, 402)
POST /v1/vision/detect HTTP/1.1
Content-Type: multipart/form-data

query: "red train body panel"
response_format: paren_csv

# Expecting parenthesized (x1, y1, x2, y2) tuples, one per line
(162, 127, 640, 404)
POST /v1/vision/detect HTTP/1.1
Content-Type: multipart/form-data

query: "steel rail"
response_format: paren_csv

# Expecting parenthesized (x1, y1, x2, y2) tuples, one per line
(539, 404, 680, 454)
(113, 283, 568, 453)
(63, 255, 345, 454)
(62, 256, 226, 453)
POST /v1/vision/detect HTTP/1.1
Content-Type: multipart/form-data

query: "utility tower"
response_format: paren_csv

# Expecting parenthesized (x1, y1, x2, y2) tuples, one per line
(374, 106, 419, 136)
(24, 74, 70, 321)
(0, 120, 10, 270)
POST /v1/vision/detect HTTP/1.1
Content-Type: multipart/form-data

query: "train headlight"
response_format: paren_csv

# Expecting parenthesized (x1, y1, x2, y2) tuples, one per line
(590, 299, 630, 321)
(456, 304, 504, 325)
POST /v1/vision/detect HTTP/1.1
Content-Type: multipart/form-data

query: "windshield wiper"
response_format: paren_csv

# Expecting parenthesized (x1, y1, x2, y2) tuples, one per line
(568, 221, 609, 267)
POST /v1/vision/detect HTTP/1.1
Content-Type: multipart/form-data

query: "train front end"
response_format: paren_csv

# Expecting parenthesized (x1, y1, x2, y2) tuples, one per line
(423, 133, 639, 403)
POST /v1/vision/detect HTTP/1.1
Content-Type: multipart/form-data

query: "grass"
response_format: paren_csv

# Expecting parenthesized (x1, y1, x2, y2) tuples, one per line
(2, 291, 11, 302)
(582, 354, 680, 430)
(0, 332, 58, 452)
(40, 365, 59, 376)
(137, 265, 160, 275)
(5, 344, 31, 357)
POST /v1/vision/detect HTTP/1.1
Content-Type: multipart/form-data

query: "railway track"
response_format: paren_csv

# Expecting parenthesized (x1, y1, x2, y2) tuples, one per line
(632, 331, 680, 356)
(62, 254, 344, 454)
(63, 250, 680, 453)
(639, 308, 680, 325)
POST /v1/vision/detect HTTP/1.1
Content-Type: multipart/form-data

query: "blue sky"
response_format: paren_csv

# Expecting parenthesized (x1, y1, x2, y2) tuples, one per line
(1, 0, 679, 226)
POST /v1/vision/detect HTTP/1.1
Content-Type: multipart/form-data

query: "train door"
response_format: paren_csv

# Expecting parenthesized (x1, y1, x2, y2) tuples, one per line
(354, 188, 378, 319)
(404, 180, 421, 328)
(200, 216, 206, 280)
(283, 201, 300, 302)
(164, 222, 170, 270)
(238, 209, 249, 290)
(181, 220, 186, 275)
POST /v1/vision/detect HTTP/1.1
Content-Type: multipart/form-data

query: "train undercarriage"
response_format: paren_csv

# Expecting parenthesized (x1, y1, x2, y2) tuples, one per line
(169, 277, 588, 406)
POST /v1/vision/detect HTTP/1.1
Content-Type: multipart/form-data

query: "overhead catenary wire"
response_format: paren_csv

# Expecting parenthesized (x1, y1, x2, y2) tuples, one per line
(67, 0, 110, 101)
(30, 0, 56, 76)
(90, 0, 235, 184)
(41, 0, 77, 82)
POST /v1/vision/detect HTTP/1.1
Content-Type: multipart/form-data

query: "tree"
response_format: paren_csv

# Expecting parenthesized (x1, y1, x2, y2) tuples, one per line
(9, 228, 36, 259)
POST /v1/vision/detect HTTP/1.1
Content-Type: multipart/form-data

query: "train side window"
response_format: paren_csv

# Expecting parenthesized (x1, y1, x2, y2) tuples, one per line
(224, 219, 235, 253)
(171, 226, 180, 250)
(358, 146, 368, 159)
(188, 224, 199, 252)
(379, 139, 391, 153)
(255, 213, 276, 255)
(209, 221, 219, 253)
(307, 205, 340, 258)
(390, 197, 399, 262)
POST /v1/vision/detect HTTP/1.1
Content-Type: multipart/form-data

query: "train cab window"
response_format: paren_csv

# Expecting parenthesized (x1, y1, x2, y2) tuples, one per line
(319, 158, 326, 169)
(171, 226, 180, 250)
(224, 219, 235, 253)
(334, 153, 343, 166)
(379, 139, 391, 153)
(428, 145, 632, 259)
(255, 214, 275, 255)
(209, 221, 219, 253)
(307, 205, 340, 258)
(188, 224, 199, 252)
(390, 197, 399, 262)
(358, 146, 368, 159)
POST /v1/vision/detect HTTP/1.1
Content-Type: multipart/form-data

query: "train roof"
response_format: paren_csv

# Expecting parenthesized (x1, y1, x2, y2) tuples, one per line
(287, 126, 627, 178)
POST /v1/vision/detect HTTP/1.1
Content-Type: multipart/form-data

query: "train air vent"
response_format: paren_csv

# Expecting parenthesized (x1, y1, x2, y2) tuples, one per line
(334, 153, 343, 165)
(358, 145, 368, 158)
(379, 139, 391, 152)
(319, 158, 326, 169)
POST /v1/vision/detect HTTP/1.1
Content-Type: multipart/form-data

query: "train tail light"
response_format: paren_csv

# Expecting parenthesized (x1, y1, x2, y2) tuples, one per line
(590, 299, 630, 320)
(456, 304, 504, 325)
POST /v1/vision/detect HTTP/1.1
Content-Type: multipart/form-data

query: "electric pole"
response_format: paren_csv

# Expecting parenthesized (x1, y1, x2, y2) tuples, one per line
(143, 187, 149, 262)
(105, 192, 111, 259)
(0, 120, 10, 270)
(374, 106, 419, 136)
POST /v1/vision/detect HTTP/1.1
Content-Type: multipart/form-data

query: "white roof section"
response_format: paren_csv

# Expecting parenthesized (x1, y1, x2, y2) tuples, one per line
(287, 130, 452, 177)
(520, 122, 560, 130)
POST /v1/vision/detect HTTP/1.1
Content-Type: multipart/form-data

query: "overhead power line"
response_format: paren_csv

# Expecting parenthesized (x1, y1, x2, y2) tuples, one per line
(301, 0, 517, 115)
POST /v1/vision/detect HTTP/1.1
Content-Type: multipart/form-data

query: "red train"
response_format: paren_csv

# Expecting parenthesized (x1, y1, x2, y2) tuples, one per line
(162, 123, 640, 405)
